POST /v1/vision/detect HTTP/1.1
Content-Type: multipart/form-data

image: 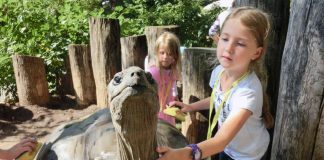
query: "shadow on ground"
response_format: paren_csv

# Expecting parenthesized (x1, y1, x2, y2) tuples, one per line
(0, 104, 33, 122)
(0, 121, 18, 139)
(47, 94, 90, 110)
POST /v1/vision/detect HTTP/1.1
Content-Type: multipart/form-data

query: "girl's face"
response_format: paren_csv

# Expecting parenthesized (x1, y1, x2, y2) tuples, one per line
(217, 19, 263, 72)
(157, 45, 175, 69)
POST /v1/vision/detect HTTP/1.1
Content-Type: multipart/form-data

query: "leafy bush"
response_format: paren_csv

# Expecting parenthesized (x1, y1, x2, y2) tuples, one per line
(0, 0, 105, 99)
(105, 0, 221, 47)
(0, 0, 221, 101)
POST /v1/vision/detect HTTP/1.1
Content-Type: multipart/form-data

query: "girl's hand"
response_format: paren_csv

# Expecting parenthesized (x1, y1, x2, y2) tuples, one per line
(8, 137, 37, 159)
(156, 146, 192, 160)
(168, 101, 193, 112)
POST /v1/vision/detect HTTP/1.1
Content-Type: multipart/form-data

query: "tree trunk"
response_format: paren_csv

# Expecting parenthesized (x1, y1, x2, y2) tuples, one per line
(89, 17, 121, 108)
(314, 108, 324, 160)
(68, 44, 96, 106)
(144, 25, 179, 68)
(271, 0, 324, 159)
(12, 55, 49, 106)
(120, 35, 147, 70)
(182, 47, 217, 143)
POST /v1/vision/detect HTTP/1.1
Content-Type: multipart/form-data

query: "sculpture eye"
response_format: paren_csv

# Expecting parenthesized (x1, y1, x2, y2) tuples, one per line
(145, 72, 155, 84)
(113, 75, 122, 86)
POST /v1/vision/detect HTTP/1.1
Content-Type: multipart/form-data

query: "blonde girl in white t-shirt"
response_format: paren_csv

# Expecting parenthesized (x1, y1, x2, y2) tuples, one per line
(156, 7, 274, 160)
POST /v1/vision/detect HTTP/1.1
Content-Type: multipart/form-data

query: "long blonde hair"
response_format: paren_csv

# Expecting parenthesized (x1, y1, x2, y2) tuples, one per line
(223, 7, 274, 129)
(154, 32, 181, 79)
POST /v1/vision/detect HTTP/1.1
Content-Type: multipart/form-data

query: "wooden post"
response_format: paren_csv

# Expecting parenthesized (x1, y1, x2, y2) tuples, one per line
(89, 17, 121, 108)
(271, 0, 324, 159)
(144, 25, 179, 68)
(182, 47, 217, 143)
(12, 55, 49, 106)
(314, 110, 324, 160)
(68, 44, 96, 106)
(120, 35, 147, 70)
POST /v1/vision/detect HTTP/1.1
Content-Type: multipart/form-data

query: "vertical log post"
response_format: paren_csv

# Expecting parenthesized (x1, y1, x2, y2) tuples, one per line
(12, 55, 49, 106)
(89, 17, 121, 108)
(182, 47, 218, 143)
(68, 44, 96, 106)
(120, 35, 147, 70)
(314, 110, 324, 160)
(144, 25, 179, 68)
(271, 0, 324, 159)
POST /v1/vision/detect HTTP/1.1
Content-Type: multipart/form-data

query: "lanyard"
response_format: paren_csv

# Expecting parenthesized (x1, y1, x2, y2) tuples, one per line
(159, 70, 173, 112)
(207, 70, 249, 139)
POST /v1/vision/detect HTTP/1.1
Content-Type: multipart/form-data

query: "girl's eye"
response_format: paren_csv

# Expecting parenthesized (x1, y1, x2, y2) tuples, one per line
(237, 42, 246, 47)
(159, 51, 165, 55)
(221, 37, 228, 41)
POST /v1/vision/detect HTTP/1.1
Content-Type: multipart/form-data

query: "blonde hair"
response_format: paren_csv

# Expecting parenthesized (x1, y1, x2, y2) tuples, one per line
(154, 32, 181, 79)
(222, 7, 274, 129)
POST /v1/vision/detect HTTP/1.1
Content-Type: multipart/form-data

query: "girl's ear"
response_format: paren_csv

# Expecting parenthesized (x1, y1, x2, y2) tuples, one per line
(252, 47, 263, 60)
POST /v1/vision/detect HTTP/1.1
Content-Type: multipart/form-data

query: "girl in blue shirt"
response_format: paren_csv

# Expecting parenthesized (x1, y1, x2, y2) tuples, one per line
(157, 7, 274, 160)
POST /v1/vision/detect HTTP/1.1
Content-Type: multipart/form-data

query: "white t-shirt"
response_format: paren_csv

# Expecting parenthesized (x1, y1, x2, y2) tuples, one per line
(209, 65, 269, 160)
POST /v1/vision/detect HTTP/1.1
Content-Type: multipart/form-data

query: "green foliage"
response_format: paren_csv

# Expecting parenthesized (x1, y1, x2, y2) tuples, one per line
(0, 0, 221, 101)
(0, 53, 15, 99)
(106, 0, 221, 47)
(0, 0, 106, 98)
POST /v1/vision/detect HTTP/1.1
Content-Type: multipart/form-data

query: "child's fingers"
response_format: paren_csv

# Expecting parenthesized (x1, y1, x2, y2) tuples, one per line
(157, 147, 168, 159)
(18, 145, 33, 153)
(22, 141, 37, 150)
(20, 137, 37, 145)
(156, 146, 170, 154)
(13, 137, 37, 155)
(168, 101, 177, 107)
(168, 101, 183, 108)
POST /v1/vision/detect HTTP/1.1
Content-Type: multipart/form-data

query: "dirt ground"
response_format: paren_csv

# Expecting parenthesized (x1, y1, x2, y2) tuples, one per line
(0, 95, 101, 149)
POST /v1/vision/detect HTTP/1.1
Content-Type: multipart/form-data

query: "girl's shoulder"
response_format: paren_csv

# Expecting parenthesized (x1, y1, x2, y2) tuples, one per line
(209, 65, 223, 87)
(212, 65, 223, 73)
(234, 72, 262, 97)
(148, 65, 159, 73)
(242, 71, 262, 89)
(148, 66, 160, 79)
(231, 73, 263, 114)
(211, 65, 223, 79)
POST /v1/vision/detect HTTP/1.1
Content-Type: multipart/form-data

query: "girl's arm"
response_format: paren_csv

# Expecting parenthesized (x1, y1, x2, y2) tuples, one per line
(189, 98, 211, 111)
(168, 97, 210, 112)
(198, 108, 251, 158)
(157, 108, 251, 160)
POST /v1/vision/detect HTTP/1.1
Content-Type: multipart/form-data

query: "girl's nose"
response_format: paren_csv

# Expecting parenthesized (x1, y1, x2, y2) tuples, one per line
(225, 48, 233, 54)
(162, 54, 169, 60)
(225, 42, 234, 54)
